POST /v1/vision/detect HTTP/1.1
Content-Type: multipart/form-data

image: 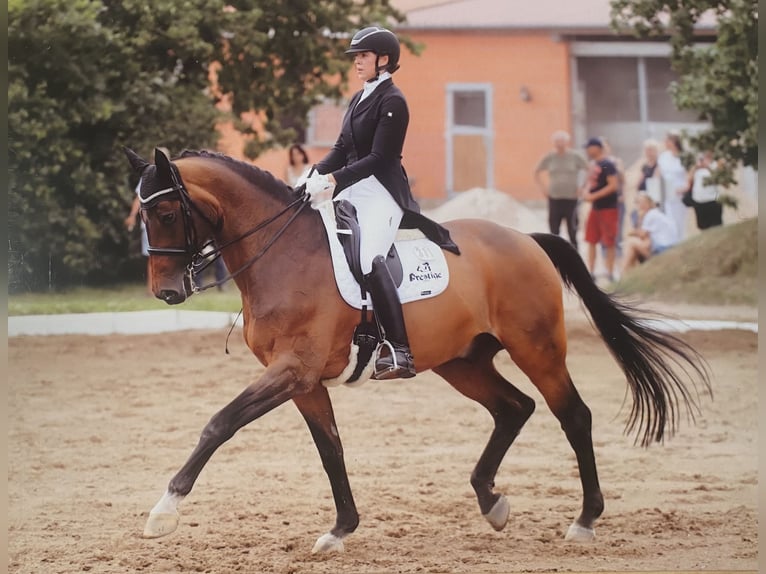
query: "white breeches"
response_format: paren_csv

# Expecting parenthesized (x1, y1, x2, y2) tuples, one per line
(334, 175, 403, 275)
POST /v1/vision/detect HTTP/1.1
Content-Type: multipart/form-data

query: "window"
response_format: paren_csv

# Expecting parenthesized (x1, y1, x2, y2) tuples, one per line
(306, 99, 347, 146)
(452, 90, 487, 128)
(577, 57, 641, 122)
(645, 57, 699, 123)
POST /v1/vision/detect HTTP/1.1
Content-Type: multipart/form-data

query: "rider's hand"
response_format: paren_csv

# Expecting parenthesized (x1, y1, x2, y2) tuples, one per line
(295, 170, 311, 187)
(305, 173, 335, 206)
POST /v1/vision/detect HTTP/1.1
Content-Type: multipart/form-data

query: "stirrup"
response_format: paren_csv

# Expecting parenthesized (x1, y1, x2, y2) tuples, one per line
(373, 340, 416, 380)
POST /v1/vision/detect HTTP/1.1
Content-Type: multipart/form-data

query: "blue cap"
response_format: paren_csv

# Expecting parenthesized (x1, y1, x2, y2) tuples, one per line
(585, 137, 603, 148)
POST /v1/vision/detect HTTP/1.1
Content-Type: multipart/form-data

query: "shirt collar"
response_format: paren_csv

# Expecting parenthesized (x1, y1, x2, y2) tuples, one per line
(359, 71, 391, 103)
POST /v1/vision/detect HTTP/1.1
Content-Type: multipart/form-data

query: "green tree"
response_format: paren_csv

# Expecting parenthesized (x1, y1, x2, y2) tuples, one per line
(610, 0, 758, 187)
(9, 0, 405, 291)
(214, 0, 411, 157)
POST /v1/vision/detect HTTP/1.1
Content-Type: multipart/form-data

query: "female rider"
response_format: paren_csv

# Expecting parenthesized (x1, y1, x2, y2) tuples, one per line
(302, 26, 430, 380)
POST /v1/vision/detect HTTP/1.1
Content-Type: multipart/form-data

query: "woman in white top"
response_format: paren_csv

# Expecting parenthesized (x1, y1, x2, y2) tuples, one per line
(691, 151, 719, 203)
(285, 144, 310, 187)
(622, 192, 679, 272)
(656, 132, 689, 240)
(689, 150, 723, 230)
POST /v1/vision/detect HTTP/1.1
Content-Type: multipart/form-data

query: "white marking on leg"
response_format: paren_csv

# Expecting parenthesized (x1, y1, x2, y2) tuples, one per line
(311, 532, 345, 554)
(150, 490, 184, 515)
(483, 494, 510, 531)
(565, 521, 596, 542)
(143, 490, 184, 539)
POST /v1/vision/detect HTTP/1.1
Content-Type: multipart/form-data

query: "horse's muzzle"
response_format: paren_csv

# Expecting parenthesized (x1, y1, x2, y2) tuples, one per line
(159, 289, 187, 305)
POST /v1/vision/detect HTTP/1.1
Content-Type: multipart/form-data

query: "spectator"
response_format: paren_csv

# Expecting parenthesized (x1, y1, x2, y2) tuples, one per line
(689, 150, 723, 230)
(630, 138, 662, 229)
(581, 137, 619, 282)
(600, 137, 626, 256)
(657, 132, 688, 240)
(285, 143, 310, 186)
(637, 139, 662, 200)
(623, 192, 678, 272)
(534, 130, 588, 249)
(125, 182, 152, 296)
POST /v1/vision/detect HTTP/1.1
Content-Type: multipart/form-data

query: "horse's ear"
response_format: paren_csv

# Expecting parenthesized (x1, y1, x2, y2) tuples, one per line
(123, 146, 149, 173)
(154, 147, 172, 178)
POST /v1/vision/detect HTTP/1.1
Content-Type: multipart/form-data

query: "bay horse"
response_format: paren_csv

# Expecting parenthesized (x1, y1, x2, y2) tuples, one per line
(124, 147, 709, 553)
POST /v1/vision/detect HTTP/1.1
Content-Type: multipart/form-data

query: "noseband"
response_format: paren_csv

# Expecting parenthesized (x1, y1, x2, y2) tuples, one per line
(139, 162, 310, 293)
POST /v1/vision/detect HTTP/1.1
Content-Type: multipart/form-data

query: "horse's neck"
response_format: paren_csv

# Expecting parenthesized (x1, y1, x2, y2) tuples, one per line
(200, 171, 321, 293)
(216, 184, 288, 245)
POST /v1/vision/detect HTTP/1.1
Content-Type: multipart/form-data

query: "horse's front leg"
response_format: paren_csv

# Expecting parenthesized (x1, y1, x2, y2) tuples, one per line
(142, 356, 314, 539)
(292, 386, 359, 553)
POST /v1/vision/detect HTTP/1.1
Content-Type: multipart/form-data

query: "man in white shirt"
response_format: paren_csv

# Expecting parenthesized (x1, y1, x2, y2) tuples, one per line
(622, 192, 679, 272)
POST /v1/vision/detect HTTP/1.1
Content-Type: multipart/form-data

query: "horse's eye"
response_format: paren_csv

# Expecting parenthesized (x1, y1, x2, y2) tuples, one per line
(160, 212, 177, 225)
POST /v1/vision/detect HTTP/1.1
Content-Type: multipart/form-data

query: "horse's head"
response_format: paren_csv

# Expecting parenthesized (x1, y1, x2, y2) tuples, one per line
(123, 147, 221, 304)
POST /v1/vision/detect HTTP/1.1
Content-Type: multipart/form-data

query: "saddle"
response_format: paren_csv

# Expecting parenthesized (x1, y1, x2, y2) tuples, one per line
(334, 200, 403, 288)
(316, 199, 451, 385)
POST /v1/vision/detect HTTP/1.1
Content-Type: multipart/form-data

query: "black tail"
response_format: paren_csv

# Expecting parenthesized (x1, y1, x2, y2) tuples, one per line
(530, 232, 712, 447)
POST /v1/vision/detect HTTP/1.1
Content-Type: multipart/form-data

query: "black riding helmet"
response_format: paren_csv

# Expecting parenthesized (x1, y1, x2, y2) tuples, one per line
(345, 26, 401, 74)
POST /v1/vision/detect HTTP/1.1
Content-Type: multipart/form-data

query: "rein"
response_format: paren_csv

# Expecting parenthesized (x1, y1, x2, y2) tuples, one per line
(189, 191, 309, 293)
(139, 161, 310, 293)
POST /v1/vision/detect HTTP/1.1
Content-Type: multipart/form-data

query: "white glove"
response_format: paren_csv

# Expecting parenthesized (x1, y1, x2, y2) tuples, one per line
(295, 167, 312, 187)
(304, 173, 335, 206)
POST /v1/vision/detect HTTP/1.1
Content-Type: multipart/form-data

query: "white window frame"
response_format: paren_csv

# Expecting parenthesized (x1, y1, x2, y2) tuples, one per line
(445, 83, 494, 195)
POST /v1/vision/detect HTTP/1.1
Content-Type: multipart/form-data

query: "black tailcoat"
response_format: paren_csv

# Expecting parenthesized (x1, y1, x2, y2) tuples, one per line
(316, 79, 459, 255)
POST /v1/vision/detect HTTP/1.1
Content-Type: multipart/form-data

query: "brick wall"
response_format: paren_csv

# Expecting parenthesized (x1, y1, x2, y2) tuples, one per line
(396, 30, 572, 200)
(215, 30, 572, 202)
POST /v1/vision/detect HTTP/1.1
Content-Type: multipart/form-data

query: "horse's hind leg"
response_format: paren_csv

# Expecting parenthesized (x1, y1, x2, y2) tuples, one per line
(507, 330, 604, 541)
(433, 333, 536, 531)
(552, 379, 604, 541)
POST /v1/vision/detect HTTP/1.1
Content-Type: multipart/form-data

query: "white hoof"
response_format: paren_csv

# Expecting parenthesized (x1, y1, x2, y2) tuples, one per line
(483, 495, 510, 531)
(565, 521, 595, 542)
(143, 512, 179, 538)
(311, 532, 345, 554)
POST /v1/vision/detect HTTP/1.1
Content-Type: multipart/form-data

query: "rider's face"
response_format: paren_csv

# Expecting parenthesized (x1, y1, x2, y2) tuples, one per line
(354, 51, 388, 82)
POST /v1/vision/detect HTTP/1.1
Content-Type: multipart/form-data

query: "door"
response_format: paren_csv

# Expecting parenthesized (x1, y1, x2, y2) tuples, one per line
(446, 84, 493, 194)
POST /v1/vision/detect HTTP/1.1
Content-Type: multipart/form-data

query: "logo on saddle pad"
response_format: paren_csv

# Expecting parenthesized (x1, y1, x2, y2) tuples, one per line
(314, 201, 450, 310)
(410, 261, 443, 282)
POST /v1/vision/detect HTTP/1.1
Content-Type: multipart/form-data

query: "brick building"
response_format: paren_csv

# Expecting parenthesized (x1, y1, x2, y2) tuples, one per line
(217, 0, 714, 202)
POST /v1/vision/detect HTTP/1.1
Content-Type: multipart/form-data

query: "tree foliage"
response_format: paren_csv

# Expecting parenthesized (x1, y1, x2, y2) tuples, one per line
(610, 0, 758, 187)
(9, 0, 405, 291)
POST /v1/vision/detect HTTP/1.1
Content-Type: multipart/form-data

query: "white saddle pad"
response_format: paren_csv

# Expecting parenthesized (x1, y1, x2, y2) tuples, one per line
(314, 200, 449, 310)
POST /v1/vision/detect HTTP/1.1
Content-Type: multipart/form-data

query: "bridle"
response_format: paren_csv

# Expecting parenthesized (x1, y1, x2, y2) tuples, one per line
(139, 161, 310, 293)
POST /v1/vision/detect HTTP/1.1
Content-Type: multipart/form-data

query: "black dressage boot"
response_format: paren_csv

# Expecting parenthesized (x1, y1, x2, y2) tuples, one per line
(365, 255, 416, 380)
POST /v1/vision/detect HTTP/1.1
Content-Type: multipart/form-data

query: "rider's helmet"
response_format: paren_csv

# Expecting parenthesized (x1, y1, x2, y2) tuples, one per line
(345, 26, 401, 73)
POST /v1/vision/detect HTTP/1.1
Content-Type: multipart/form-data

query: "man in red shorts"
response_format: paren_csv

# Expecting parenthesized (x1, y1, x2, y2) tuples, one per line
(582, 137, 619, 282)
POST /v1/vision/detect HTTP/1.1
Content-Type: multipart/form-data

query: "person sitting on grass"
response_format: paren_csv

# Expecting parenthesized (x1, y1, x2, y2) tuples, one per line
(622, 192, 679, 272)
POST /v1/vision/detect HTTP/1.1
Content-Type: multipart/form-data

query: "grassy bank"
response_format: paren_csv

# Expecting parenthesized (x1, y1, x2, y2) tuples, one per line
(617, 217, 757, 306)
(8, 283, 243, 316)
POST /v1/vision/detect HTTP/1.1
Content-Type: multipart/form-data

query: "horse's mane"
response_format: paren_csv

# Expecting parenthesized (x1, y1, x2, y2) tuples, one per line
(178, 149, 293, 202)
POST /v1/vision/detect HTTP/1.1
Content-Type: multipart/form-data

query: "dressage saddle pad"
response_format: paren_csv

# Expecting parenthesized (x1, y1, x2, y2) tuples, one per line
(313, 200, 449, 310)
